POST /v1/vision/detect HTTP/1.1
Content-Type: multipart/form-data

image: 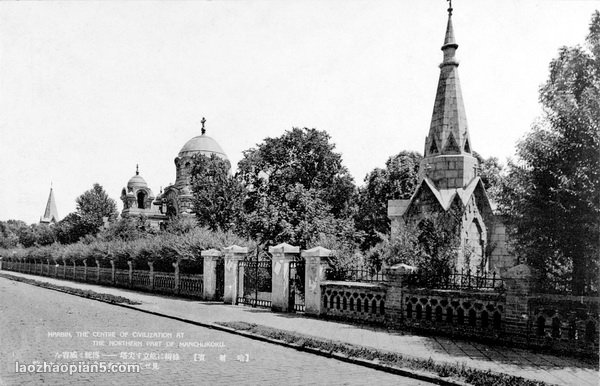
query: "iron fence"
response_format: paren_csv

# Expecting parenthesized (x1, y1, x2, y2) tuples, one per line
(325, 267, 389, 283)
(405, 269, 504, 291)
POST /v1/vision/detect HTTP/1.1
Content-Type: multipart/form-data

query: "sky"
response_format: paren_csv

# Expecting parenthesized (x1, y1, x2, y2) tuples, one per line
(0, 0, 598, 224)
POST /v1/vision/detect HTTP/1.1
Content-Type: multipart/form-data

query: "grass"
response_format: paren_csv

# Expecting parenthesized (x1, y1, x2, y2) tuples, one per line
(217, 321, 549, 386)
(0, 273, 142, 305)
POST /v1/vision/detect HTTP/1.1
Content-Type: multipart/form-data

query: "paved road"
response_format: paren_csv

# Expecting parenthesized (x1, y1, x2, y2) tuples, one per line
(0, 277, 433, 386)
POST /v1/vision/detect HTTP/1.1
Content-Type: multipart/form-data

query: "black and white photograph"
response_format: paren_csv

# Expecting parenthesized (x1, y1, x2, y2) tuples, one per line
(0, 1, 598, 385)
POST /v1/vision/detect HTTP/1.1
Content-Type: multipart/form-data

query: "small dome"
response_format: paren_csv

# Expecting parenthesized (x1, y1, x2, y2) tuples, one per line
(127, 174, 148, 190)
(178, 134, 228, 159)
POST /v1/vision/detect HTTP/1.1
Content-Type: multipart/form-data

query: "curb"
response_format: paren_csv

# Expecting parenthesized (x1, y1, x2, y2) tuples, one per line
(0, 272, 470, 386)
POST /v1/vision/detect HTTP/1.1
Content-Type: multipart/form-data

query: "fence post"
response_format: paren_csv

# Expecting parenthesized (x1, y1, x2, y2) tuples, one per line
(148, 261, 155, 290)
(383, 263, 417, 327)
(72, 260, 76, 279)
(503, 264, 538, 343)
(0, 257, 3, 270)
(110, 260, 116, 284)
(269, 243, 300, 312)
(223, 245, 248, 305)
(301, 246, 332, 316)
(173, 258, 181, 294)
(83, 260, 88, 282)
(62, 259, 67, 278)
(95, 259, 100, 282)
(127, 260, 133, 288)
(201, 249, 222, 300)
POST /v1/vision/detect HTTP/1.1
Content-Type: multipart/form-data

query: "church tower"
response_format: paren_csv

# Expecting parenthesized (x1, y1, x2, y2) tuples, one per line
(388, 4, 498, 272)
(40, 185, 59, 224)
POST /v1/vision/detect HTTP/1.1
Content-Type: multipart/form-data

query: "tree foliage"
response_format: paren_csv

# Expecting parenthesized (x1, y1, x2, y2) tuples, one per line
(190, 154, 245, 232)
(355, 151, 422, 250)
(75, 183, 119, 237)
(237, 128, 357, 248)
(498, 12, 600, 295)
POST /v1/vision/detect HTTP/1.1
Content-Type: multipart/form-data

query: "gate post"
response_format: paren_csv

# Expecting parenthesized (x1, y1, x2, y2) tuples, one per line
(110, 259, 116, 284)
(223, 245, 248, 304)
(269, 243, 300, 312)
(301, 246, 332, 316)
(95, 259, 100, 282)
(201, 249, 223, 300)
(148, 261, 155, 290)
(127, 260, 133, 287)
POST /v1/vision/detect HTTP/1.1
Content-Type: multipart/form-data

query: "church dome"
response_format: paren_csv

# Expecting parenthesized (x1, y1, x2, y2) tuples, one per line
(127, 166, 148, 190)
(178, 134, 228, 160)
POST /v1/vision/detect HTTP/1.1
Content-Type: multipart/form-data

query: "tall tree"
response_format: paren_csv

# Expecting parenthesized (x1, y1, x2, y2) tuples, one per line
(237, 127, 357, 248)
(498, 12, 600, 295)
(75, 183, 119, 237)
(190, 153, 245, 232)
(355, 151, 422, 250)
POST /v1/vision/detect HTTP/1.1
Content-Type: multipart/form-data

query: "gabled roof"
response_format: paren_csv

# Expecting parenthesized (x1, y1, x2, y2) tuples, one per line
(403, 176, 492, 215)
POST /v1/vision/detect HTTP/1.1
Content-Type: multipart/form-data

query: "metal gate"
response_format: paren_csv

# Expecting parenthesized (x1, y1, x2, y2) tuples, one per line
(215, 257, 225, 301)
(237, 249, 272, 308)
(289, 260, 305, 312)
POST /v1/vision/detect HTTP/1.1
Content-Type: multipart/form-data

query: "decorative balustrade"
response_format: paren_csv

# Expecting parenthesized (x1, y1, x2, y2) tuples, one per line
(179, 274, 204, 296)
(114, 269, 130, 287)
(321, 282, 387, 323)
(132, 271, 151, 289)
(154, 272, 176, 292)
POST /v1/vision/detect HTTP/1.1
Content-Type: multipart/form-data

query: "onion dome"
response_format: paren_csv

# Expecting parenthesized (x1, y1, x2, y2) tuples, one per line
(127, 164, 148, 190)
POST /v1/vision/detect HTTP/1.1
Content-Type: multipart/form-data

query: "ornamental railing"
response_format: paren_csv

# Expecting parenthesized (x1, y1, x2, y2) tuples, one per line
(405, 269, 504, 291)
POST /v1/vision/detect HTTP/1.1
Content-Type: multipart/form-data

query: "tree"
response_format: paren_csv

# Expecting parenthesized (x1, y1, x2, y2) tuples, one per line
(237, 127, 357, 248)
(74, 183, 119, 238)
(355, 151, 422, 250)
(0, 220, 27, 249)
(498, 12, 600, 295)
(190, 154, 245, 232)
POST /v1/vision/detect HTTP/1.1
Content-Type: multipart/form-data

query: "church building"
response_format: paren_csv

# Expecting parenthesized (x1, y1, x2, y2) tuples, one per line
(40, 185, 59, 224)
(120, 118, 229, 229)
(388, 5, 514, 274)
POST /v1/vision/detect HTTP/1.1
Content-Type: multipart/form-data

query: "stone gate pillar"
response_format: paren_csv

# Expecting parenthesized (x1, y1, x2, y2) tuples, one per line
(383, 263, 417, 326)
(223, 245, 248, 304)
(503, 264, 538, 341)
(109, 259, 116, 284)
(301, 246, 332, 316)
(269, 243, 300, 312)
(148, 261, 155, 290)
(202, 249, 223, 300)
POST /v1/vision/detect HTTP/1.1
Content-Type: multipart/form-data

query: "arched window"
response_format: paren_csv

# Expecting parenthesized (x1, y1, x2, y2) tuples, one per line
(137, 191, 147, 209)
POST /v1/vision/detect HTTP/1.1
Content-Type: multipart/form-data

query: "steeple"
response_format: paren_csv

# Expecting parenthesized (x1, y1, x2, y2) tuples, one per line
(424, 3, 472, 158)
(418, 3, 478, 190)
(40, 185, 59, 224)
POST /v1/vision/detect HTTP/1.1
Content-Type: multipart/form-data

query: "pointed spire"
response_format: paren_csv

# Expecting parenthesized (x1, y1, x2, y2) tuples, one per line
(136, 164, 139, 175)
(40, 185, 59, 224)
(423, 2, 471, 158)
(201, 117, 206, 135)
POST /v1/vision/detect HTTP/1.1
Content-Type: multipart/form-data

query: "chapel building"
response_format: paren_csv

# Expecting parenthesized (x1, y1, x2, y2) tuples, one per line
(387, 6, 514, 273)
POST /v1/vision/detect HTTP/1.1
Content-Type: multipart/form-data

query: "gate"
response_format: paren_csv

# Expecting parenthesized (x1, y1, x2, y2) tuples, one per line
(237, 249, 272, 308)
(215, 257, 225, 301)
(289, 260, 305, 312)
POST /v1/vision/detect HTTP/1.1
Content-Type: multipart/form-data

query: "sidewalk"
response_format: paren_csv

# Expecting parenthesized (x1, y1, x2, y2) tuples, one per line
(2, 271, 597, 386)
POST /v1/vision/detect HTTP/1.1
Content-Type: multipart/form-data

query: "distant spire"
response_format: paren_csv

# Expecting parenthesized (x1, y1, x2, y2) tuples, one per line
(201, 117, 206, 135)
(136, 164, 139, 175)
(40, 185, 59, 224)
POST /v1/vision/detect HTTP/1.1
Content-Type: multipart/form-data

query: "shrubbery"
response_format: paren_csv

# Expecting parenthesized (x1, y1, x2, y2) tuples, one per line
(0, 225, 251, 274)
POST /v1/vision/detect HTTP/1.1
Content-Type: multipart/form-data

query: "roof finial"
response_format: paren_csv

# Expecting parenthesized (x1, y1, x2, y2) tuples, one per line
(201, 117, 206, 135)
(447, 0, 453, 16)
(136, 164, 139, 175)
